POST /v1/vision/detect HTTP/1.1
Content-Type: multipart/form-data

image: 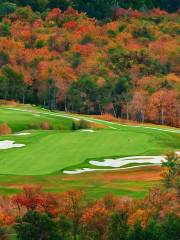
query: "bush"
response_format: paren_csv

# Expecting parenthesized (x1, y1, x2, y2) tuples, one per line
(40, 121, 52, 130)
(72, 121, 79, 130)
(59, 124, 66, 130)
(28, 122, 40, 129)
(0, 123, 12, 135)
(72, 120, 89, 130)
(79, 120, 89, 129)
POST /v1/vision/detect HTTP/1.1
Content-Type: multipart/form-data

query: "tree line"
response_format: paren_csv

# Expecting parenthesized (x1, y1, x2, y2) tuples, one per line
(0, 6, 179, 127)
(0, 0, 179, 20)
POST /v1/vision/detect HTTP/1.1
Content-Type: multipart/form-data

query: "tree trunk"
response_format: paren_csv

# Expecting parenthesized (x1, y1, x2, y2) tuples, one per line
(126, 103, 129, 121)
(22, 91, 25, 104)
(141, 110, 145, 123)
(112, 104, 117, 117)
(161, 107, 164, 125)
(64, 97, 67, 112)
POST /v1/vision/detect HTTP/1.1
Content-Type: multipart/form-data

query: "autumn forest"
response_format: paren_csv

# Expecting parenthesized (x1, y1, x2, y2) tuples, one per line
(0, 1, 180, 239)
(0, 2, 179, 127)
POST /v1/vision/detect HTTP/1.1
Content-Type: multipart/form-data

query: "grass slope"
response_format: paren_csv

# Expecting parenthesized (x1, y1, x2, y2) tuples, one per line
(0, 106, 73, 132)
(0, 104, 179, 199)
(0, 105, 179, 175)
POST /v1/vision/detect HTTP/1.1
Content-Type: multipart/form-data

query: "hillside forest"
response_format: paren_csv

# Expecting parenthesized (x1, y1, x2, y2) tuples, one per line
(0, 3, 180, 127)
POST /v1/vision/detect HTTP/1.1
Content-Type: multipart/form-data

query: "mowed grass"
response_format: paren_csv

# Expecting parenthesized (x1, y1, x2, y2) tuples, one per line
(0, 106, 73, 132)
(0, 105, 179, 198)
(0, 127, 179, 175)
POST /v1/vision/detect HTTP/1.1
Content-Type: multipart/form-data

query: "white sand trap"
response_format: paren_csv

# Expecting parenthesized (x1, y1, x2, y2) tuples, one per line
(63, 168, 95, 174)
(63, 156, 167, 175)
(0, 140, 25, 150)
(80, 129, 95, 132)
(14, 132, 31, 136)
(176, 151, 180, 156)
(89, 156, 166, 168)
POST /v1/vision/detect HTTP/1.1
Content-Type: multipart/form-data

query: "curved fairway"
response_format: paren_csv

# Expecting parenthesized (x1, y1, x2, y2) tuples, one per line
(0, 105, 179, 175)
(0, 128, 179, 175)
(0, 105, 180, 199)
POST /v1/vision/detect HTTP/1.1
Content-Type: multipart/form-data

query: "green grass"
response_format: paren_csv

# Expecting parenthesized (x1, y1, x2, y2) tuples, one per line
(0, 106, 73, 132)
(0, 104, 179, 199)
(0, 127, 179, 175)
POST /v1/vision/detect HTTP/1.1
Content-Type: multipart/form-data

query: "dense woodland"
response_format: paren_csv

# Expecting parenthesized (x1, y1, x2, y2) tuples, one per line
(0, 153, 179, 240)
(0, 4, 180, 127)
(0, 1, 180, 19)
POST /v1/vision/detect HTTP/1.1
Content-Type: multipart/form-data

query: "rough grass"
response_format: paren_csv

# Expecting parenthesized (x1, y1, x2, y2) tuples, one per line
(0, 166, 162, 199)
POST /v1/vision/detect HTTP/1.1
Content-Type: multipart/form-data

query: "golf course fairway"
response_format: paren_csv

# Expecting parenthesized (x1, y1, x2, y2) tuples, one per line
(0, 104, 179, 198)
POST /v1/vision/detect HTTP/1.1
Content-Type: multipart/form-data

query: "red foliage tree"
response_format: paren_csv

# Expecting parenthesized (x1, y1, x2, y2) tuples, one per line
(0, 123, 12, 135)
(11, 186, 59, 216)
(60, 189, 86, 239)
(46, 8, 62, 21)
(81, 201, 109, 238)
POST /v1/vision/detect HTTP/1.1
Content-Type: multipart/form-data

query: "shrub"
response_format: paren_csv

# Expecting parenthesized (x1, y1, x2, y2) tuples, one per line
(72, 121, 79, 130)
(40, 122, 52, 130)
(0, 123, 12, 135)
(28, 122, 40, 129)
(72, 120, 89, 130)
(59, 124, 65, 130)
(79, 120, 89, 129)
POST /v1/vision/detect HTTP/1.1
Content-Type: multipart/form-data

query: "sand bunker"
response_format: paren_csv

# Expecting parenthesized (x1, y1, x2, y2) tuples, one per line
(63, 168, 95, 174)
(14, 132, 31, 136)
(63, 155, 167, 174)
(90, 156, 166, 168)
(0, 140, 25, 150)
(176, 151, 180, 157)
(80, 129, 95, 132)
